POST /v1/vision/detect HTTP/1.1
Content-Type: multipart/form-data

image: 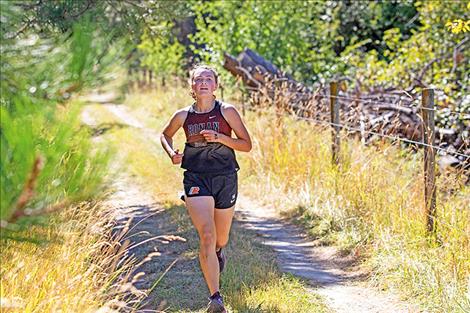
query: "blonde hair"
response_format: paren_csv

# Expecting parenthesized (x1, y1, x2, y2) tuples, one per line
(189, 65, 219, 100)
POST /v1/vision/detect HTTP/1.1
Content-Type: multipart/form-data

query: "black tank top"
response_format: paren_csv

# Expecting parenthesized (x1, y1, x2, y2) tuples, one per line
(181, 101, 239, 174)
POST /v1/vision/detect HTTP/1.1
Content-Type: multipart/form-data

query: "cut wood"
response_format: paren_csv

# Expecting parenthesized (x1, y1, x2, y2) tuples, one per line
(223, 49, 469, 171)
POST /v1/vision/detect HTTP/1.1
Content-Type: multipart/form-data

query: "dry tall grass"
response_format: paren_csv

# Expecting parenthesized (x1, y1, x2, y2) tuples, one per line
(0, 200, 145, 312)
(125, 84, 469, 311)
(237, 104, 469, 312)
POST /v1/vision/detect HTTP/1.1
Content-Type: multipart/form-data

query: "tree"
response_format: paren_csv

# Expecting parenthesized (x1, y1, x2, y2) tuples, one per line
(190, 0, 337, 84)
(137, 21, 186, 85)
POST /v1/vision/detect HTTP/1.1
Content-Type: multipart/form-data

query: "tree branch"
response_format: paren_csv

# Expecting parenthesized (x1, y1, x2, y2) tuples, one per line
(451, 37, 469, 75)
(5, 17, 37, 40)
(65, 0, 95, 19)
(13, 156, 44, 214)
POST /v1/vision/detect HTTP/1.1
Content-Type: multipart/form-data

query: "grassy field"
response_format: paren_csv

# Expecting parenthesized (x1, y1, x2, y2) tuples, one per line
(0, 200, 134, 312)
(124, 86, 469, 312)
(1, 84, 467, 312)
(238, 104, 469, 312)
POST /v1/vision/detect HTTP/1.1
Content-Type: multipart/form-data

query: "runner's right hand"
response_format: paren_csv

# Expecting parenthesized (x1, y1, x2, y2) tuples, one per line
(171, 149, 184, 165)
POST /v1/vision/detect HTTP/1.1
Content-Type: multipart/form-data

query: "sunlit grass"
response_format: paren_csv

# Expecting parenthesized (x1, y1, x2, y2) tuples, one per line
(237, 275, 327, 313)
(0, 202, 133, 312)
(123, 85, 191, 132)
(82, 103, 125, 126)
(237, 107, 470, 312)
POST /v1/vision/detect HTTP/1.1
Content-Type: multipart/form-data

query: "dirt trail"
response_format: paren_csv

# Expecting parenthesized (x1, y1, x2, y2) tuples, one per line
(236, 197, 421, 313)
(84, 102, 421, 313)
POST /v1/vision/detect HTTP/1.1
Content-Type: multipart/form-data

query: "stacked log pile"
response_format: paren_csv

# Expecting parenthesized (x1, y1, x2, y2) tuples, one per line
(223, 49, 469, 170)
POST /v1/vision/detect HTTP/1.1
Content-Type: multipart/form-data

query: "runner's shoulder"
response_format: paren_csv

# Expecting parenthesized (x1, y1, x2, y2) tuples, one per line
(172, 106, 191, 123)
(219, 101, 238, 113)
(219, 101, 240, 120)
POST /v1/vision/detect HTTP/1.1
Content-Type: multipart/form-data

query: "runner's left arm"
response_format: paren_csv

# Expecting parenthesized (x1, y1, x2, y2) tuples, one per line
(201, 105, 252, 152)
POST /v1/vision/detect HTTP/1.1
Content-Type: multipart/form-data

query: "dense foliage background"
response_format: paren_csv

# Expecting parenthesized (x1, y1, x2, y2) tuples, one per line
(1, 2, 468, 312)
(1, 0, 468, 225)
(139, 1, 468, 98)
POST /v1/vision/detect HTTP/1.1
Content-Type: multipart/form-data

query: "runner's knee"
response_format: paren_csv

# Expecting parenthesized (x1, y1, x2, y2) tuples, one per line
(200, 226, 216, 248)
(216, 237, 229, 249)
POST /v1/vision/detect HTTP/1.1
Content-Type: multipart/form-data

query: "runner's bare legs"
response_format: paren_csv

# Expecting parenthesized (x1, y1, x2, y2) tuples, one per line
(185, 197, 235, 295)
(185, 196, 220, 294)
(214, 207, 235, 250)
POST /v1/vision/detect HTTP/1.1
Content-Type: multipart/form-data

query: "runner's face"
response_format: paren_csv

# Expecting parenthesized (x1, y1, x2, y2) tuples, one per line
(192, 69, 217, 99)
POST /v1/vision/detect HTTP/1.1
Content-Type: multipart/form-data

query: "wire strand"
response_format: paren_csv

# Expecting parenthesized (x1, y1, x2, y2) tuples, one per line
(288, 114, 470, 159)
(275, 92, 465, 115)
(315, 94, 465, 115)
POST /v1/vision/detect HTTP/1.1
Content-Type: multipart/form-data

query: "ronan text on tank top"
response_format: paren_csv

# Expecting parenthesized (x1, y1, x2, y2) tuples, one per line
(183, 100, 232, 143)
(181, 100, 240, 174)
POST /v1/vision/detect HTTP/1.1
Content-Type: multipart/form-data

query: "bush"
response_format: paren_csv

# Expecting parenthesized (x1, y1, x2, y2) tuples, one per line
(0, 100, 110, 226)
(0, 9, 119, 228)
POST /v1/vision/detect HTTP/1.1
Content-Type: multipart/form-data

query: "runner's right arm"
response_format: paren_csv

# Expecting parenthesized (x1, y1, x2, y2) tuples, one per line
(160, 109, 187, 164)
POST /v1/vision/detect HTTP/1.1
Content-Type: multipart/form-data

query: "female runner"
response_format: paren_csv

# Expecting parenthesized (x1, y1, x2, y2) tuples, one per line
(160, 65, 252, 312)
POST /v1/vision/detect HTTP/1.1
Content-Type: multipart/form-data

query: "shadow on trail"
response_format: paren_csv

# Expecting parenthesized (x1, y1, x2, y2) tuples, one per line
(111, 202, 206, 312)
(110, 201, 306, 312)
(87, 122, 128, 136)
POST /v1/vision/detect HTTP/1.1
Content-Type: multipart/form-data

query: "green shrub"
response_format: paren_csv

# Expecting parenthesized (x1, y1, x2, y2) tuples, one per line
(0, 11, 119, 227)
(0, 100, 110, 224)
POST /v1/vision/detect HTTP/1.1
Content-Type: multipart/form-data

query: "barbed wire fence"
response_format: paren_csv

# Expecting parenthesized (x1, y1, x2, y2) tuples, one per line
(239, 80, 469, 235)
(126, 67, 468, 235)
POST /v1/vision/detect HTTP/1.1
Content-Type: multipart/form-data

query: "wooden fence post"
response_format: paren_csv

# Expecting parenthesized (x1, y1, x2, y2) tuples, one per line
(241, 88, 246, 117)
(141, 68, 147, 88)
(330, 81, 340, 166)
(421, 88, 437, 234)
(149, 70, 153, 88)
(127, 67, 134, 89)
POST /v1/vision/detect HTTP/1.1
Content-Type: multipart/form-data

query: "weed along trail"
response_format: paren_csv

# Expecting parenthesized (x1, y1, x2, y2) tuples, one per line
(236, 197, 420, 313)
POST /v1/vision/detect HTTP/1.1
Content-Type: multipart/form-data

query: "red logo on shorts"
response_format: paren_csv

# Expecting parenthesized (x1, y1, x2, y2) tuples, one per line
(189, 187, 200, 195)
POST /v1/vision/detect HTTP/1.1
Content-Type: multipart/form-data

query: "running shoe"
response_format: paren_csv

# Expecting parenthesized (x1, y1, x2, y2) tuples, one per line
(216, 248, 226, 273)
(207, 294, 226, 313)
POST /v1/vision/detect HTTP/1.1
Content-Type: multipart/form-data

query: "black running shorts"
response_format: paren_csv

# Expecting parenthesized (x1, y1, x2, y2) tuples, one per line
(183, 171, 238, 209)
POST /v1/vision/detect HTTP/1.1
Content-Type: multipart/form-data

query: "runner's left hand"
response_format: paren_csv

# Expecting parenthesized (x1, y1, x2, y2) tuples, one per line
(200, 129, 221, 142)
